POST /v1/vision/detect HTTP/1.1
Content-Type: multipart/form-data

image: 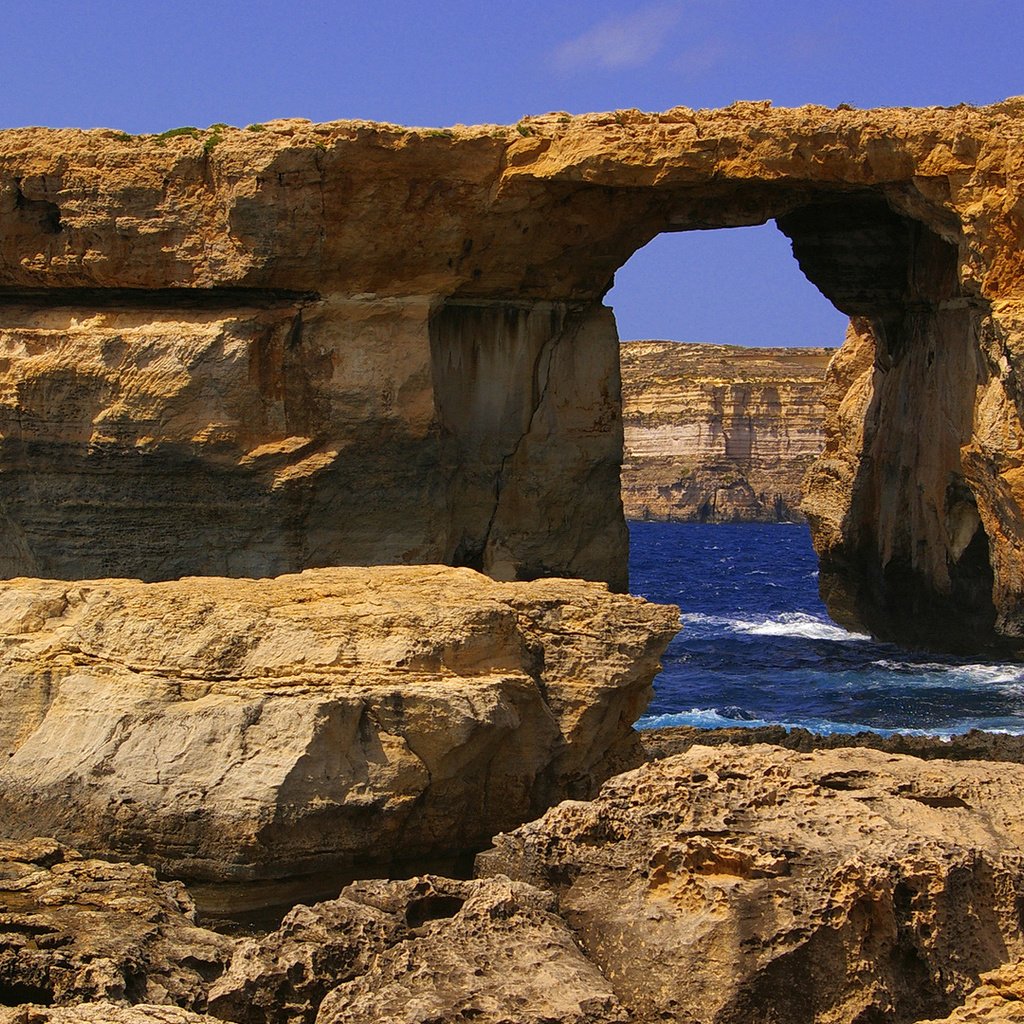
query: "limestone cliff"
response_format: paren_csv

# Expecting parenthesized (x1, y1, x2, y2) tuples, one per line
(620, 341, 833, 522)
(2, 101, 1024, 648)
(0, 566, 678, 901)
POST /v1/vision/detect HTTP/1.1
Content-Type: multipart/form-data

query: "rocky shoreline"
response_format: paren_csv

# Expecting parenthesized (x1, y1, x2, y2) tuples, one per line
(641, 723, 1024, 764)
(5, 724, 1024, 1023)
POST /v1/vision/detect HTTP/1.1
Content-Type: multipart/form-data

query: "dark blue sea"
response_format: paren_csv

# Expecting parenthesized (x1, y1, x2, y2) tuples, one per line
(628, 521, 1024, 736)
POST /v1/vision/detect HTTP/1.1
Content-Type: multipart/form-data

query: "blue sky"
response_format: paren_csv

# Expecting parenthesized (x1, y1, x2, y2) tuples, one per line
(3, 0, 1021, 345)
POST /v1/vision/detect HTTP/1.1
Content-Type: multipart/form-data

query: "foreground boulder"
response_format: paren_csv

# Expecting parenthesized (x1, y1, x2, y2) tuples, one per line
(210, 875, 624, 1024)
(479, 744, 1024, 1023)
(0, 566, 677, 898)
(0, 838, 231, 1009)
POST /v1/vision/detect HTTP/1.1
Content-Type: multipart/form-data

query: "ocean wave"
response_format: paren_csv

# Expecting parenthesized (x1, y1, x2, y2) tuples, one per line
(635, 707, 1024, 738)
(869, 660, 1024, 689)
(681, 610, 869, 643)
(955, 664, 1024, 687)
(740, 613, 866, 641)
(630, 522, 1024, 737)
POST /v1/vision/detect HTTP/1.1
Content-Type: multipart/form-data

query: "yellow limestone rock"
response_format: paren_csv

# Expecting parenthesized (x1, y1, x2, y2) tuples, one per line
(0, 1009, 222, 1024)
(1, 101, 1024, 650)
(918, 959, 1024, 1022)
(0, 566, 678, 902)
(620, 341, 833, 522)
(479, 743, 1024, 1023)
(209, 875, 626, 1024)
(0, 837, 232, 1009)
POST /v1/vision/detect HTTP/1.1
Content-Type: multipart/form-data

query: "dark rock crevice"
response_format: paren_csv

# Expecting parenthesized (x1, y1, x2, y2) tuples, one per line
(0, 286, 319, 310)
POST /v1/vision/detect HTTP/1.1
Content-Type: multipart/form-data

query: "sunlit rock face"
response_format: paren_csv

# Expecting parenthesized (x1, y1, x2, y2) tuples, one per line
(620, 341, 833, 522)
(0, 566, 678, 898)
(1, 101, 1023, 648)
(479, 744, 1024, 1024)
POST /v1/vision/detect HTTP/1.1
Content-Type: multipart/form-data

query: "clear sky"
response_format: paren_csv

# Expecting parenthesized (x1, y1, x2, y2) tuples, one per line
(3, 0, 1021, 345)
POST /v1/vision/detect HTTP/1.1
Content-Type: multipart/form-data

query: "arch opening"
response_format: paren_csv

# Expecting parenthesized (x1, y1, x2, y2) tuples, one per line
(425, 184, 999, 650)
(611, 222, 844, 526)
(605, 190, 998, 652)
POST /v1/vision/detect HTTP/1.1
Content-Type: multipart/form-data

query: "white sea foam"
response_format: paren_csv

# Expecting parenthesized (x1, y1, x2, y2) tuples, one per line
(636, 708, 1024, 738)
(681, 610, 869, 642)
(954, 664, 1024, 686)
(740, 612, 867, 641)
(868, 659, 1024, 689)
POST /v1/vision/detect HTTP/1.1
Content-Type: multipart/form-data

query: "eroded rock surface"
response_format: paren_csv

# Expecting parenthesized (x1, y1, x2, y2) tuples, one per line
(621, 341, 833, 522)
(479, 744, 1024, 1024)
(211, 875, 623, 1024)
(0, 1008, 222, 1024)
(1, 102, 1023, 646)
(206, 889, 402, 1023)
(0, 567, 677, 895)
(0, 838, 232, 1009)
(919, 959, 1024, 1022)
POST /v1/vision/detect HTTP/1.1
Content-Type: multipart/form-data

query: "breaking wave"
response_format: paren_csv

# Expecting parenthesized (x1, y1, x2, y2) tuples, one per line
(629, 521, 1024, 737)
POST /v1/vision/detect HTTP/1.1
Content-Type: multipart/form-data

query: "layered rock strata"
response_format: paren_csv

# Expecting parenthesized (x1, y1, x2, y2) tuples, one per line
(620, 341, 833, 522)
(480, 744, 1024, 1024)
(1, 101, 1023, 650)
(0, 566, 678, 898)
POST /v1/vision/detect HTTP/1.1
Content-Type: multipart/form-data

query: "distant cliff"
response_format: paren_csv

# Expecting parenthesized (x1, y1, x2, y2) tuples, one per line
(620, 341, 835, 522)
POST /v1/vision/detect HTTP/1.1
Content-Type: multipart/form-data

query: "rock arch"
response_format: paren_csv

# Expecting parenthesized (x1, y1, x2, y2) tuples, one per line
(0, 100, 1021, 650)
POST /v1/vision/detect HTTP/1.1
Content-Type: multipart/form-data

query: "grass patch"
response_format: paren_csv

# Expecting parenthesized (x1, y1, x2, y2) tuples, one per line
(203, 123, 228, 154)
(156, 126, 201, 140)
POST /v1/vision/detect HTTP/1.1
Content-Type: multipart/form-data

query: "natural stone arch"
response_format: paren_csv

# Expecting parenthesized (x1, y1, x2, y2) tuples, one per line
(0, 100, 1021, 651)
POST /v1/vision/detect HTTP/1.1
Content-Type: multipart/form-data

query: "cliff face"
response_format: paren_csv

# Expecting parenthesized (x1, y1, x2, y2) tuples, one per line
(620, 341, 833, 522)
(0, 298, 623, 587)
(805, 313, 1024, 652)
(1, 102, 1024, 648)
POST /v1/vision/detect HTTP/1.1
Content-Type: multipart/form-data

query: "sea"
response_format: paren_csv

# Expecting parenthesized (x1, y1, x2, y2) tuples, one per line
(629, 521, 1024, 737)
